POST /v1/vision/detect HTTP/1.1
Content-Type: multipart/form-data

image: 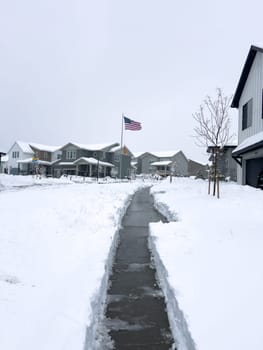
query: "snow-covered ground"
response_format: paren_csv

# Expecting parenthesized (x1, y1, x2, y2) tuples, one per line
(1, 174, 263, 350)
(150, 177, 263, 350)
(0, 175, 145, 350)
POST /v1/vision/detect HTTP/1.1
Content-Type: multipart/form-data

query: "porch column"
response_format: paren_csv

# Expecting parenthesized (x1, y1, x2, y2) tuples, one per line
(89, 164, 92, 177)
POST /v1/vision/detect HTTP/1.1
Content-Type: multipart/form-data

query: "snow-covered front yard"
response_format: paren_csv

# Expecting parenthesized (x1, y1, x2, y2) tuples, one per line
(150, 177, 263, 350)
(0, 175, 145, 350)
(1, 175, 263, 350)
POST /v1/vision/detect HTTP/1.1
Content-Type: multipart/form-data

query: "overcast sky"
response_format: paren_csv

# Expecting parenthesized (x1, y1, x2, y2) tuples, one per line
(1, 0, 263, 162)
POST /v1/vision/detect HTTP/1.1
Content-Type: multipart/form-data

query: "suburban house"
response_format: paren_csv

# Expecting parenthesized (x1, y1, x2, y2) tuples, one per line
(231, 44, 263, 187)
(4, 140, 132, 179)
(7, 141, 34, 175)
(52, 142, 131, 178)
(133, 152, 159, 175)
(206, 145, 237, 181)
(133, 150, 189, 177)
(188, 159, 208, 179)
(7, 141, 61, 176)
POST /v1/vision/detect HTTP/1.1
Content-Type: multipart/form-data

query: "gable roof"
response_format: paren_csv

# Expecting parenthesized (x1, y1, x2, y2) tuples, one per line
(152, 150, 180, 158)
(16, 141, 34, 154)
(29, 143, 61, 152)
(231, 44, 263, 108)
(60, 142, 119, 152)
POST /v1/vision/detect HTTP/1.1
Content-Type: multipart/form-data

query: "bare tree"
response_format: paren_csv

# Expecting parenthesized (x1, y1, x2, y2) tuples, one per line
(193, 88, 233, 198)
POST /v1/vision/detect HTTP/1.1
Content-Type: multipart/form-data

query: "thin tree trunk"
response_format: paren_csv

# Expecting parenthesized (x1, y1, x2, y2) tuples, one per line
(213, 152, 218, 196)
(217, 175, 220, 199)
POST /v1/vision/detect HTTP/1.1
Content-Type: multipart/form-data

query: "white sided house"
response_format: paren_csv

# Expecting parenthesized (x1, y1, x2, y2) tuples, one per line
(7, 141, 61, 175)
(231, 45, 263, 187)
(7, 141, 34, 175)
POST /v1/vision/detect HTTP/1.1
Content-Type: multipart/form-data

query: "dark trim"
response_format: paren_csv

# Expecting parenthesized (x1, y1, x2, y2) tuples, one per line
(232, 139, 263, 157)
(231, 45, 263, 109)
(232, 155, 242, 167)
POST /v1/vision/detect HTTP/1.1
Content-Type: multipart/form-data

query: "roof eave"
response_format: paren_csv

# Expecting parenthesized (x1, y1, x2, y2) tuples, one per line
(232, 139, 263, 157)
(231, 45, 263, 109)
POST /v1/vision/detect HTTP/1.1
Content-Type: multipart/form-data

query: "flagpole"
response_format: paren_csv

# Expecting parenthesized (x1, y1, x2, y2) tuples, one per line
(120, 113, 124, 179)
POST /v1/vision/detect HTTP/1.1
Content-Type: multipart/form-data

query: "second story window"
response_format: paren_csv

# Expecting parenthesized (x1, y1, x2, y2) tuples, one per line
(12, 151, 19, 158)
(66, 150, 77, 160)
(242, 99, 252, 130)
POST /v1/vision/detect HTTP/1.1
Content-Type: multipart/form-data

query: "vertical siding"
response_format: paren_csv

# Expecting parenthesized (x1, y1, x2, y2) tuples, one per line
(239, 52, 263, 143)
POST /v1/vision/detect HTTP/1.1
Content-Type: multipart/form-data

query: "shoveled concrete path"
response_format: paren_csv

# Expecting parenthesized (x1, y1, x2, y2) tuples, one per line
(105, 187, 175, 349)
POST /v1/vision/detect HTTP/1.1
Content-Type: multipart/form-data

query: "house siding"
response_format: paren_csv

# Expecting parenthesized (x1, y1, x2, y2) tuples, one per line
(172, 151, 188, 176)
(238, 52, 263, 144)
(7, 142, 33, 174)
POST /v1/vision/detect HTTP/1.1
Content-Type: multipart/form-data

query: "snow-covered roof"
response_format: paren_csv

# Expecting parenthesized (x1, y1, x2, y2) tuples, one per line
(73, 157, 114, 167)
(29, 143, 61, 152)
(233, 131, 263, 155)
(63, 142, 119, 152)
(58, 162, 75, 166)
(110, 145, 133, 155)
(152, 150, 180, 158)
(151, 160, 172, 166)
(132, 151, 145, 158)
(16, 141, 34, 154)
(1, 155, 8, 162)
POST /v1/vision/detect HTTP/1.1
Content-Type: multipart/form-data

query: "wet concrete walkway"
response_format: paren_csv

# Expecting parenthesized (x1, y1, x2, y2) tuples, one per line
(105, 187, 175, 349)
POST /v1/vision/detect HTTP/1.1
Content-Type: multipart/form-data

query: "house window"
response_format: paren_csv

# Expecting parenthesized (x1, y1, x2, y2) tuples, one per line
(114, 154, 120, 162)
(242, 99, 252, 130)
(12, 151, 19, 158)
(66, 150, 77, 160)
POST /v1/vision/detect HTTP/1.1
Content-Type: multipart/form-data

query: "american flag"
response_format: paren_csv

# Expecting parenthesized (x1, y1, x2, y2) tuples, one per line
(123, 116, 142, 131)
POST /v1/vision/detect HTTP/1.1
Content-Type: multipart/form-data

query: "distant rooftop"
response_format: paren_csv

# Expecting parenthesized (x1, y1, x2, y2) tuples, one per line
(65, 142, 119, 151)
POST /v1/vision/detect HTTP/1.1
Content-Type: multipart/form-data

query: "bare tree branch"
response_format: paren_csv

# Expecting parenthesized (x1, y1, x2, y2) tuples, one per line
(193, 88, 234, 197)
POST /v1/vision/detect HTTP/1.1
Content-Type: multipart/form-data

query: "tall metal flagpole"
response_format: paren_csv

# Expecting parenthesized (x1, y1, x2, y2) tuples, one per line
(120, 113, 124, 179)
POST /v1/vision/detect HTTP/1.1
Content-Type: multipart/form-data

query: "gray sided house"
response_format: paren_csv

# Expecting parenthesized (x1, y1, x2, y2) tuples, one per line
(134, 152, 159, 175)
(134, 150, 189, 177)
(53, 142, 131, 178)
(110, 145, 133, 178)
(188, 159, 208, 179)
(231, 45, 263, 187)
(207, 145, 237, 181)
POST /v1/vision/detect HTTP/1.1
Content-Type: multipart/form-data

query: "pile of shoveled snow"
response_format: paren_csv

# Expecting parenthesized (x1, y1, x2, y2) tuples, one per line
(0, 174, 73, 188)
(150, 178, 263, 350)
(0, 181, 145, 350)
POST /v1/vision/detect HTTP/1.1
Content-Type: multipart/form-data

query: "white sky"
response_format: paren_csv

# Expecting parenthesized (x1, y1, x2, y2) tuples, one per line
(1, 0, 263, 162)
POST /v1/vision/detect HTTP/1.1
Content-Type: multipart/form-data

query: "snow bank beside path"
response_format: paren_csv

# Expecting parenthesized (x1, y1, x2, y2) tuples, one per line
(0, 182, 145, 350)
(0, 174, 73, 188)
(150, 178, 263, 350)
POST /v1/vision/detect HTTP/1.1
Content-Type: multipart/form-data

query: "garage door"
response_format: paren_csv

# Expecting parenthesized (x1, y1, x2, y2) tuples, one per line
(246, 158, 263, 187)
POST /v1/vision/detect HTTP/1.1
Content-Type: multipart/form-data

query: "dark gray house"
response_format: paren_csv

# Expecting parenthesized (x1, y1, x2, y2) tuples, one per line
(207, 145, 237, 181)
(133, 150, 189, 177)
(53, 142, 131, 178)
(188, 159, 208, 179)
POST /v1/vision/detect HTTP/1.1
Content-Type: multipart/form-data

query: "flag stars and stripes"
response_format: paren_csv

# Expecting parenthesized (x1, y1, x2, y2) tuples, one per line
(123, 116, 142, 131)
